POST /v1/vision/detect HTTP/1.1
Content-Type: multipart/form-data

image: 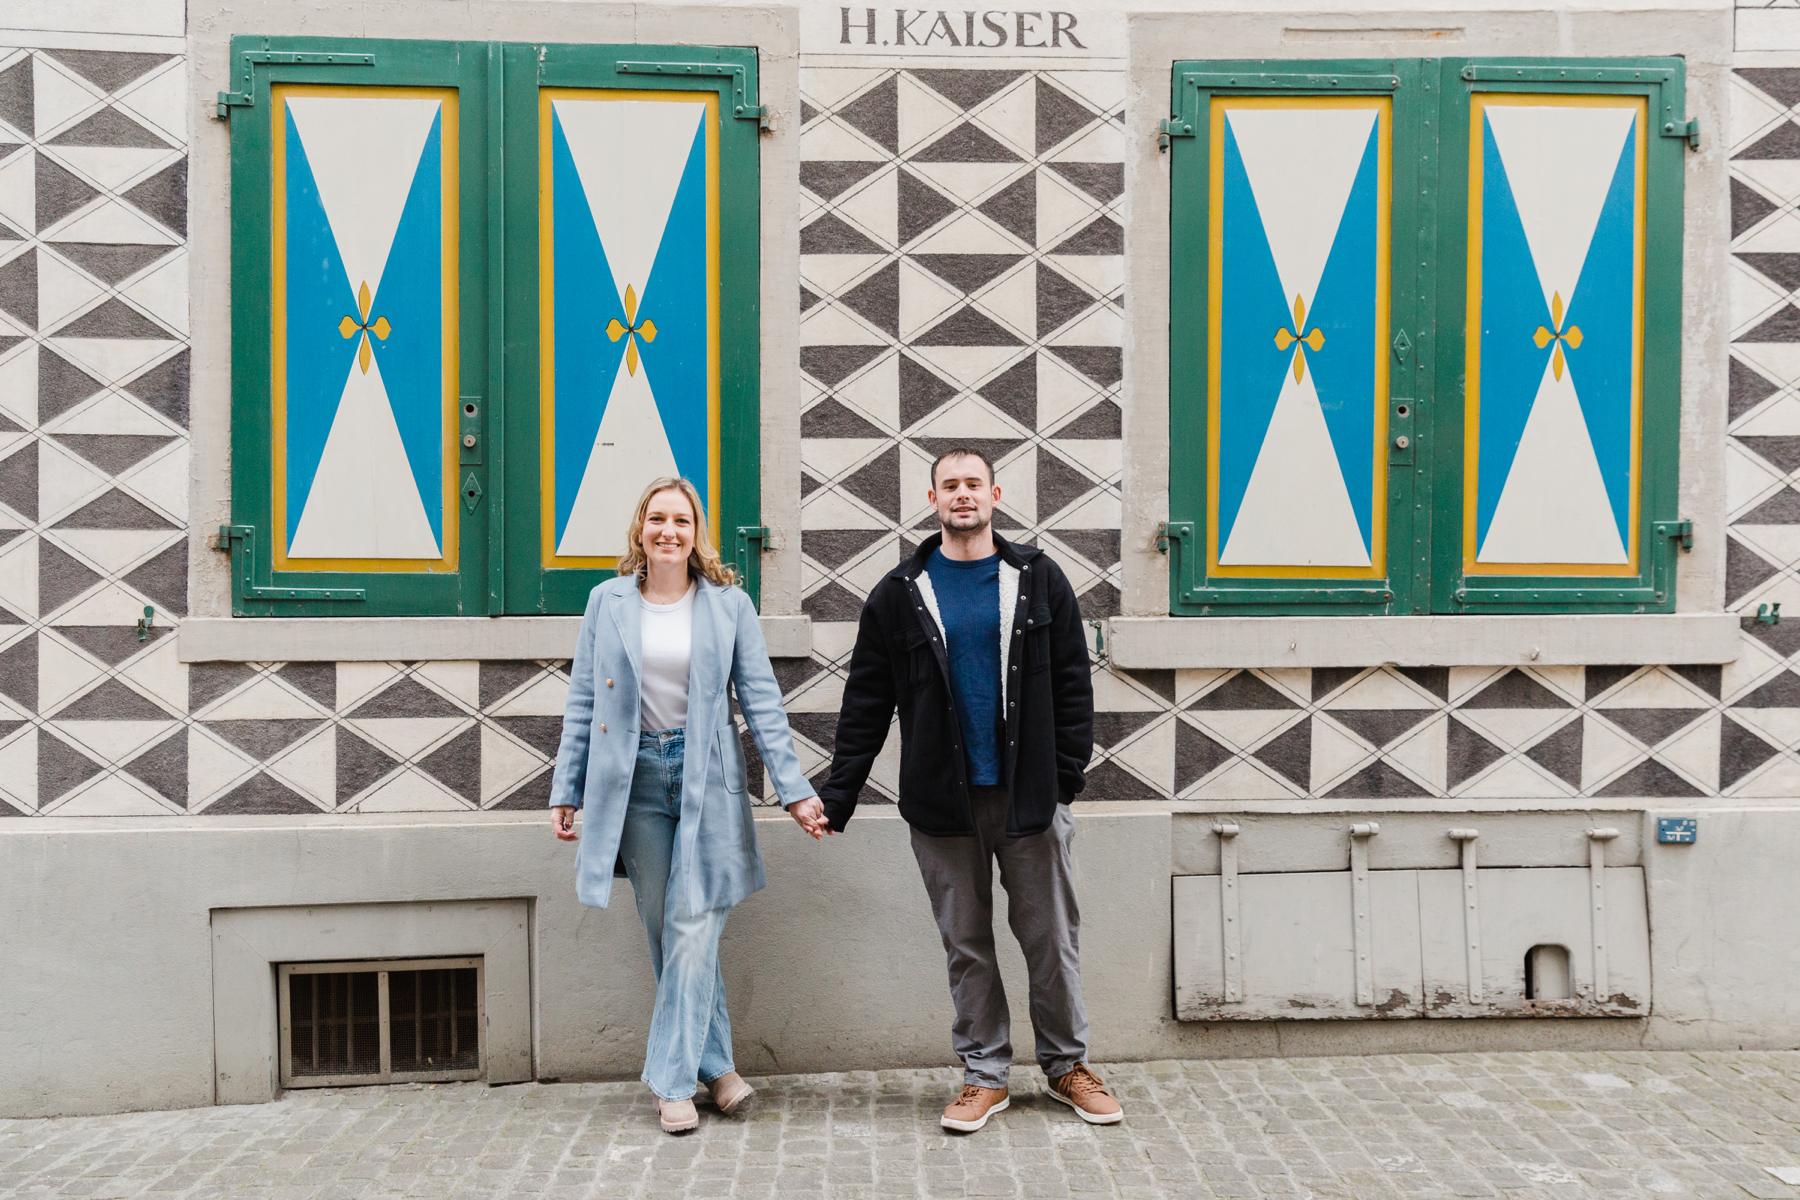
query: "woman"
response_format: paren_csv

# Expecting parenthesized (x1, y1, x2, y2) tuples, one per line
(549, 477, 829, 1134)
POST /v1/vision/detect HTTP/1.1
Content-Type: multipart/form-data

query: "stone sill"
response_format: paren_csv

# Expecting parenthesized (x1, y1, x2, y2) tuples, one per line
(1104, 613, 1741, 669)
(177, 614, 813, 663)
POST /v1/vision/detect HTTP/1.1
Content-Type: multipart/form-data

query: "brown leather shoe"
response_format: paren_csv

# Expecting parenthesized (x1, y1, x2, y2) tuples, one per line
(655, 1095, 699, 1134)
(705, 1071, 754, 1115)
(1048, 1064, 1123, 1125)
(940, 1083, 1009, 1132)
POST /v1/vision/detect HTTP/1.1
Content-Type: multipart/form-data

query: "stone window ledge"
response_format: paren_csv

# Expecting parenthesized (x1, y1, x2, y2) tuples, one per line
(178, 615, 813, 663)
(1104, 614, 1741, 669)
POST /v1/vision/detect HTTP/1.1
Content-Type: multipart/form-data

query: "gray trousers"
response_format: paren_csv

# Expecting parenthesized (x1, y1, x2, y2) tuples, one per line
(909, 785, 1089, 1088)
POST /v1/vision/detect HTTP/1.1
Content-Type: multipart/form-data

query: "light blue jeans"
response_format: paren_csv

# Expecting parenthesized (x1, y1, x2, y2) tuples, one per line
(618, 729, 734, 1101)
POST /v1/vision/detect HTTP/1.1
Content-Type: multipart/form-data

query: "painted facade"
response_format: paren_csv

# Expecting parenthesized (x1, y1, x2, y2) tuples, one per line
(0, 3, 1785, 818)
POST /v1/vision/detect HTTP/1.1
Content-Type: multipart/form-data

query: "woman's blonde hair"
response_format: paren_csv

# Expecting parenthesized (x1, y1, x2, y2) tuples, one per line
(615, 476, 738, 587)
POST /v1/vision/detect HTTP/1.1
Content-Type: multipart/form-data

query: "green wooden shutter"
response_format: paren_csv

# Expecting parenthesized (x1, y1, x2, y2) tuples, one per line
(1166, 61, 1427, 616)
(1166, 56, 1690, 617)
(1429, 58, 1689, 613)
(224, 38, 765, 617)
(223, 37, 494, 616)
(498, 44, 764, 614)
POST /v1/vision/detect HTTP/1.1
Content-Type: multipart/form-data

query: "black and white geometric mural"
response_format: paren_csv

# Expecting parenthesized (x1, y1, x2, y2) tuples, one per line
(794, 64, 1126, 622)
(0, 45, 194, 815)
(1, 47, 1794, 815)
(765, 63, 1800, 809)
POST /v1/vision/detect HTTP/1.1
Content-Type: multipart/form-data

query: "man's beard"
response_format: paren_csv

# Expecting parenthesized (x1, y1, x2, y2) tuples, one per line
(939, 508, 991, 535)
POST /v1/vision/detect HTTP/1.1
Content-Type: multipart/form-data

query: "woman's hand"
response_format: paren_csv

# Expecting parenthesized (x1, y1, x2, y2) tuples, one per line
(551, 805, 578, 842)
(788, 797, 831, 840)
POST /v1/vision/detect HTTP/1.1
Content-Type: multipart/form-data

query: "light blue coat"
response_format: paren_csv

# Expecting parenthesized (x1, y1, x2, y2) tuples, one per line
(549, 574, 816, 917)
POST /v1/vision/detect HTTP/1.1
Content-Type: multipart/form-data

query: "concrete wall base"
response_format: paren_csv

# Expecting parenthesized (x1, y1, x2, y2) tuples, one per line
(3, 804, 1796, 1119)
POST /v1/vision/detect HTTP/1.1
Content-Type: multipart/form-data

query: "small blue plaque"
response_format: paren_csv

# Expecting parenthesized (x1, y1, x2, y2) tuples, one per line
(1657, 817, 1697, 844)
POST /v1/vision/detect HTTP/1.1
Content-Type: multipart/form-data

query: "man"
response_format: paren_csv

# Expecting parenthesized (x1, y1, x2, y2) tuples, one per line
(794, 447, 1121, 1132)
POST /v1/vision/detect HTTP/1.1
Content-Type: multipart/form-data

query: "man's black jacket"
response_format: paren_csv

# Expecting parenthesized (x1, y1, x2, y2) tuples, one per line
(817, 531, 1094, 837)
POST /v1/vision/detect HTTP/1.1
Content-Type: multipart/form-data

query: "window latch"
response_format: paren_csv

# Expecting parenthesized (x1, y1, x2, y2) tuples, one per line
(734, 526, 770, 606)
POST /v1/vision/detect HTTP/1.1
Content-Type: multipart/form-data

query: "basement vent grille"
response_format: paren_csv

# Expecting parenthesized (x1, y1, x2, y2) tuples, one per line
(278, 958, 484, 1088)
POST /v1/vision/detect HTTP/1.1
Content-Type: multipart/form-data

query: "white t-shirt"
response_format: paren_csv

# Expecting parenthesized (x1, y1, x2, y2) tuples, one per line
(639, 582, 695, 731)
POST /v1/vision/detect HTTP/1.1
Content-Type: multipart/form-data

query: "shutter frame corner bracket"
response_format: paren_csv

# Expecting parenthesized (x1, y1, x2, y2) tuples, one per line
(216, 48, 377, 118)
(216, 523, 367, 604)
(617, 59, 766, 126)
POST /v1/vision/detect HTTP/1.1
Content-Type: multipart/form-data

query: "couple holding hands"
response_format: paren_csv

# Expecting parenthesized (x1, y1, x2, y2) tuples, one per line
(547, 449, 1122, 1135)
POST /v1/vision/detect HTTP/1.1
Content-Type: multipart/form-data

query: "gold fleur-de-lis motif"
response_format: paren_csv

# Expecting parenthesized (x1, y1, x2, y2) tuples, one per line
(604, 283, 659, 377)
(1532, 291, 1584, 382)
(1272, 294, 1326, 383)
(337, 280, 392, 375)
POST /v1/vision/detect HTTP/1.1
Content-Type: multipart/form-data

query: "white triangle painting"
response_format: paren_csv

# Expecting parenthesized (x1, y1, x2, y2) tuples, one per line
(1478, 357, 1627, 564)
(285, 94, 441, 303)
(1221, 365, 1370, 567)
(1227, 106, 1376, 313)
(32, 57, 103, 142)
(1485, 103, 1635, 316)
(557, 349, 681, 558)
(290, 353, 440, 559)
(553, 97, 704, 312)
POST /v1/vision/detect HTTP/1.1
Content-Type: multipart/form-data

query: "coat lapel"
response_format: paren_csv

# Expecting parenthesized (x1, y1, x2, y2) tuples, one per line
(687, 580, 720, 708)
(607, 582, 643, 681)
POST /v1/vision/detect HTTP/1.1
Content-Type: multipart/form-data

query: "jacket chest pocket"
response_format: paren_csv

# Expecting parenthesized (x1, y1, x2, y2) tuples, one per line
(1022, 603, 1053, 673)
(889, 624, 935, 689)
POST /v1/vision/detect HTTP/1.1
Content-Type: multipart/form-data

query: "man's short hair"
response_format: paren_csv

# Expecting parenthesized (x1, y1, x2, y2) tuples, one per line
(930, 447, 995, 488)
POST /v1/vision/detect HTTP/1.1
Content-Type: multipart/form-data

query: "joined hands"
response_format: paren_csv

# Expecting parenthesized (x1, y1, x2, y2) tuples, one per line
(788, 797, 833, 840)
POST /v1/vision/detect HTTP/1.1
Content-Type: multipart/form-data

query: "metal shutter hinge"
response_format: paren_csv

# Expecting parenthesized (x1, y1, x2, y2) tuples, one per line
(1157, 116, 1194, 153)
(1657, 519, 1693, 552)
(1662, 117, 1700, 151)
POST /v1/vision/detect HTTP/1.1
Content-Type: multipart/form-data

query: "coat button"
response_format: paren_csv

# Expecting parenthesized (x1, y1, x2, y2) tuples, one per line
(600, 722, 608, 733)
(606, 678, 614, 688)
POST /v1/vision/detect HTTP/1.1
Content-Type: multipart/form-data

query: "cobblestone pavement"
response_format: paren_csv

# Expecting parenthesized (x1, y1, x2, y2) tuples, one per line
(3, 1051, 1799, 1199)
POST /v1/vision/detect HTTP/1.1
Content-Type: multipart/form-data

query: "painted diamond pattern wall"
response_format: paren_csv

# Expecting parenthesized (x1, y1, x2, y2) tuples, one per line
(179, 659, 569, 814)
(796, 65, 1125, 619)
(784, 63, 1125, 804)
(0, 44, 193, 815)
(0, 43, 574, 816)
(761, 61, 1796, 812)
(1, 43, 1793, 816)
